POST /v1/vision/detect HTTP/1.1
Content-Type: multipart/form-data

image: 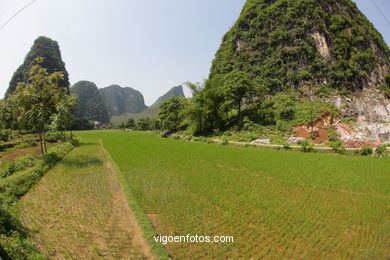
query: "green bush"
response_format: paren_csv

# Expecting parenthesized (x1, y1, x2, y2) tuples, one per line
(330, 140, 346, 154)
(360, 146, 373, 156)
(13, 141, 37, 150)
(300, 139, 314, 153)
(375, 145, 388, 158)
(0, 232, 45, 260)
(0, 130, 11, 142)
(0, 163, 16, 178)
(218, 140, 229, 146)
(0, 156, 36, 178)
(171, 134, 180, 140)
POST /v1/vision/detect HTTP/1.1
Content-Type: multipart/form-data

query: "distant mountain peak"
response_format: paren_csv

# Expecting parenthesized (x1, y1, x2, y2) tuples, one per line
(150, 85, 185, 109)
(99, 85, 147, 116)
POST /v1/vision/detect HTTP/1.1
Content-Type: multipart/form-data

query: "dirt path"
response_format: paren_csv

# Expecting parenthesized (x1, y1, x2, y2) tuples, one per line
(19, 141, 155, 259)
(212, 139, 389, 152)
(104, 160, 155, 260)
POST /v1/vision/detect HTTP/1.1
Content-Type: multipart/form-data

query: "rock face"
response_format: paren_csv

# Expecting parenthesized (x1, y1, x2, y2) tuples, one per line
(99, 85, 147, 116)
(328, 88, 390, 140)
(149, 85, 185, 110)
(6, 36, 70, 96)
(70, 81, 110, 123)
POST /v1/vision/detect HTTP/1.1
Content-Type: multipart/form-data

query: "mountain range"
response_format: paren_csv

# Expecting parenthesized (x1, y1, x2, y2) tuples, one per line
(70, 82, 185, 124)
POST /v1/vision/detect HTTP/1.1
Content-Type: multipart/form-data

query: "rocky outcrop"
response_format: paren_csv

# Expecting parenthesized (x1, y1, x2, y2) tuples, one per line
(311, 32, 330, 59)
(71, 81, 110, 123)
(149, 85, 185, 110)
(328, 88, 390, 140)
(99, 85, 147, 116)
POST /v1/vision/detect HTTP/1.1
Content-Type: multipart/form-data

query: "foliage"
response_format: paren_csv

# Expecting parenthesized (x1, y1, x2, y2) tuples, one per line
(300, 138, 314, 153)
(209, 0, 389, 93)
(375, 144, 388, 158)
(99, 85, 147, 116)
(359, 146, 373, 156)
(70, 81, 110, 123)
(0, 141, 76, 205)
(181, 0, 389, 136)
(222, 70, 255, 126)
(330, 140, 346, 154)
(218, 139, 229, 146)
(158, 97, 189, 131)
(0, 156, 35, 178)
(118, 118, 136, 129)
(7, 36, 69, 96)
(72, 118, 95, 130)
(7, 58, 76, 154)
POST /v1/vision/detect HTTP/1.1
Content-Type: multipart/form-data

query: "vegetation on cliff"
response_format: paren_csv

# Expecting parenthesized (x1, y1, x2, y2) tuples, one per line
(71, 81, 110, 123)
(184, 0, 390, 136)
(7, 36, 70, 97)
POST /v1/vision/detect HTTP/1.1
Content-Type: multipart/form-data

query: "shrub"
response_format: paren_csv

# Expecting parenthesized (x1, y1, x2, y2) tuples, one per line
(13, 141, 37, 150)
(0, 232, 45, 260)
(300, 139, 314, 153)
(330, 140, 346, 154)
(218, 140, 229, 146)
(0, 130, 11, 142)
(375, 145, 388, 158)
(360, 146, 373, 156)
(0, 162, 16, 178)
(0, 156, 36, 178)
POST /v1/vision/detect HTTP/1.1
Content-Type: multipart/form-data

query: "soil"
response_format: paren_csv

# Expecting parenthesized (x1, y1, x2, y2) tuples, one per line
(293, 112, 333, 144)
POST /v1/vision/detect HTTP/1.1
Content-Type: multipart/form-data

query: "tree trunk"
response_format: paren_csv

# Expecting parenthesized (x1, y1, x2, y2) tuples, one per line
(38, 133, 44, 155)
(70, 130, 73, 140)
(237, 102, 242, 129)
(42, 126, 47, 154)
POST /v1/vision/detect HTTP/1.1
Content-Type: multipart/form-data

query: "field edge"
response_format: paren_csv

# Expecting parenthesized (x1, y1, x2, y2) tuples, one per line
(99, 140, 171, 260)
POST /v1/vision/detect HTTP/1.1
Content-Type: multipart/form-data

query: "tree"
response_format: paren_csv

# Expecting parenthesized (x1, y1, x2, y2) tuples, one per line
(50, 91, 78, 140)
(119, 118, 136, 129)
(222, 70, 254, 127)
(158, 97, 189, 131)
(10, 58, 65, 154)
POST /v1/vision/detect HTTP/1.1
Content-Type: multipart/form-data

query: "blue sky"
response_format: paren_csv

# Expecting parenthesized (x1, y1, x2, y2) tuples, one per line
(0, 0, 389, 105)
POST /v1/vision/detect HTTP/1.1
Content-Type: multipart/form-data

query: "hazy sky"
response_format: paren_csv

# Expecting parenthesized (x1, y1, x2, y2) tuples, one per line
(0, 0, 389, 105)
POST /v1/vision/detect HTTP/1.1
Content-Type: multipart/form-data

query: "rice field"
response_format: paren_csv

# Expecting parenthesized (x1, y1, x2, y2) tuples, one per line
(72, 130, 390, 259)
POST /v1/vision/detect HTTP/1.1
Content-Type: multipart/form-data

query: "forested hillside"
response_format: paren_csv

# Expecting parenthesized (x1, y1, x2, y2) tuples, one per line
(6, 36, 70, 96)
(71, 81, 110, 123)
(185, 0, 390, 137)
(99, 85, 147, 116)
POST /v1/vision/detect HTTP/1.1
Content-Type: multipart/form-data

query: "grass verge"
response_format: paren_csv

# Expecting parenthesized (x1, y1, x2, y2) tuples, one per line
(101, 140, 170, 259)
